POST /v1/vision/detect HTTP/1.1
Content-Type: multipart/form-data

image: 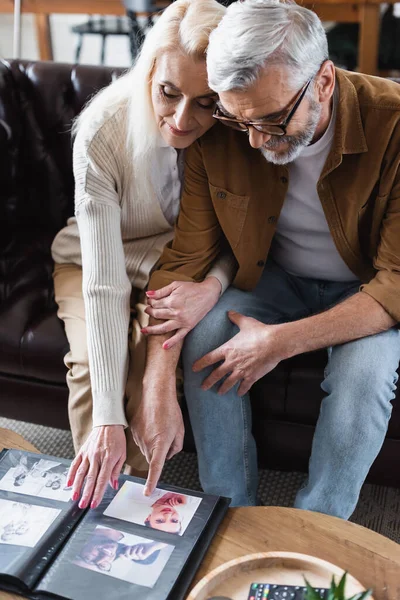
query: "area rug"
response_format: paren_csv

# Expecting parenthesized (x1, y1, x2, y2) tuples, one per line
(1, 416, 399, 544)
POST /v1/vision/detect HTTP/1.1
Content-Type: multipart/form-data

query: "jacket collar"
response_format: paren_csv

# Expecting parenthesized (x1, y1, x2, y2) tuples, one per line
(334, 68, 368, 155)
(321, 68, 368, 178)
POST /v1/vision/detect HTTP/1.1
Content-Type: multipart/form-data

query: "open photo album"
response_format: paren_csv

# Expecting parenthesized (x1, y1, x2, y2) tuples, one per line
(0, 448, 229, 600)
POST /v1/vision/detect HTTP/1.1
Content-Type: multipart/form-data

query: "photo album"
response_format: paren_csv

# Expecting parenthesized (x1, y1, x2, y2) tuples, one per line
(0, 448, 229, 600)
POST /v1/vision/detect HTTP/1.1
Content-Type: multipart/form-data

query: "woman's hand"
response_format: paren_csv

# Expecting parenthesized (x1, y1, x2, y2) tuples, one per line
(67, 425, 126, 510)
(142, 277, 222, 348)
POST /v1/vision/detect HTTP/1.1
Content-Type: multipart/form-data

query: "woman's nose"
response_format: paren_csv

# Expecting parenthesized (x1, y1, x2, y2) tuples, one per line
(174, 102, 193, 131)
(248, 127, 272, 149)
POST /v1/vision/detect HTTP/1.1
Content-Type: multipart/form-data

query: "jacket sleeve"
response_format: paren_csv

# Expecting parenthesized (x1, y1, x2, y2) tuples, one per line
(148, 139, 224, 291)
(361, 159, 400, 322)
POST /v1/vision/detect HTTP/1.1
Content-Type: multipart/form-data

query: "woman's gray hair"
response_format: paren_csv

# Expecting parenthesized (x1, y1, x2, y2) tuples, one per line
(207, 0, 329, 94)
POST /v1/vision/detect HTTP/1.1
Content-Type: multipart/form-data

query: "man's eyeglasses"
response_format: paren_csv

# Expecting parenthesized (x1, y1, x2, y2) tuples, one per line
(213, 77, 312, 137)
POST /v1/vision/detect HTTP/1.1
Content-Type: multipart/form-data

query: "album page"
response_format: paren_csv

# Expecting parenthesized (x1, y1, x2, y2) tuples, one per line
(0, 449, 83, 593)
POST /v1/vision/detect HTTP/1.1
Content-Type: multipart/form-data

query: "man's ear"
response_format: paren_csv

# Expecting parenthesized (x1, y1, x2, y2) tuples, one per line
(316, 60, 335, 104)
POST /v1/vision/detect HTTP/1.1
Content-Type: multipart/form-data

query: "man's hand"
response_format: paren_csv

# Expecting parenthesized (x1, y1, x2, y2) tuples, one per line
(193, 311, 285, 396)
(143, 278, 222, 348)
(67, 425, 126, 509)
(131, 374, 184, 496)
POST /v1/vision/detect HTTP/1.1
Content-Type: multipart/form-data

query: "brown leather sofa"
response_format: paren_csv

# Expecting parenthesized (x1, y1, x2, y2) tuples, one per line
(1, 59, 399, 487)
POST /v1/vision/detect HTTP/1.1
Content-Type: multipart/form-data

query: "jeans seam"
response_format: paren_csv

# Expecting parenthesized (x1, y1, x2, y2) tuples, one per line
(241, 397, 252, 504)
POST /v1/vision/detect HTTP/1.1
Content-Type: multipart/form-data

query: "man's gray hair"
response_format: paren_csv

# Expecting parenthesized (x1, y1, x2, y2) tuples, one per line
(207, 0, 329, 93)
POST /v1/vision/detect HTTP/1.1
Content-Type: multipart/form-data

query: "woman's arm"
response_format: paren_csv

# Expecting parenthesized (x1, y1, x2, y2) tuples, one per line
(143, 250, 237, 347)
(67, 123, 130, 508)
(206, 250, 238, 295)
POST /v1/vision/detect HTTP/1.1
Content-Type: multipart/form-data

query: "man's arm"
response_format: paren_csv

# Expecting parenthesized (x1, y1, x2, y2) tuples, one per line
(281, 291, 395, 359)
(148, 138, 224, 291)
(195, 292, 396, 397)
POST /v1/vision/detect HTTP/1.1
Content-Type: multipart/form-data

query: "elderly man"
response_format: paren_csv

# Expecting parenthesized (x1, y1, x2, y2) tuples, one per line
(135, 0, 400, 517)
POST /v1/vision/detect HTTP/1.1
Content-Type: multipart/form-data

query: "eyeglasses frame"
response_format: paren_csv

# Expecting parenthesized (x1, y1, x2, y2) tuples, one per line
(213, 77, 313, 137)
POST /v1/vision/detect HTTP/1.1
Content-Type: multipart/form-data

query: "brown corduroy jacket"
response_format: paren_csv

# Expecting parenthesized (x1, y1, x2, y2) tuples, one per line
(149, 69, 400, 322)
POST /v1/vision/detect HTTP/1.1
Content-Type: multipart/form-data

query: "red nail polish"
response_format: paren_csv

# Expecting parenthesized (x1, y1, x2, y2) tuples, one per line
(113, 480, 119, 490)
(79, 501, 87, 509)
(90, 500, 98, 510)
(141, 328, 148, 334)
(67, 479, 72, 488)
(163, 343, 169, 350)
(146, 291, 155, 296)
(72, 492, 79, 502)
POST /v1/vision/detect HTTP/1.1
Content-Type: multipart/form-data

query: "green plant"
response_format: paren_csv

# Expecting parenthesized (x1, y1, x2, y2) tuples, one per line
(304, 572, 372, 600)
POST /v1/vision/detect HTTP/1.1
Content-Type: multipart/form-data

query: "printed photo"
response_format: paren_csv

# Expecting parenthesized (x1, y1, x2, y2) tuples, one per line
(0, 454, 71, 502)
(0, 499, 60, 548)
(104, 482, 202, 535)
(73, 526, 174, 588)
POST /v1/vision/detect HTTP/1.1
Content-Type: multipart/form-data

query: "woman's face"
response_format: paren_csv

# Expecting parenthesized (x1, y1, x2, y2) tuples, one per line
(147, 505, 182, 534)
(151, 49, 217, 149)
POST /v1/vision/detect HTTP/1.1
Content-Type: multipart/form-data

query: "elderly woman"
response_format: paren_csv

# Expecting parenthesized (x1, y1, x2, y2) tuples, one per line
(51, 0, 234, 509)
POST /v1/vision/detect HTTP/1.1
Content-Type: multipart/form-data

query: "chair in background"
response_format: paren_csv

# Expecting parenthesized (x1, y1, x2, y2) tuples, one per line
(123, 1, 163, 60)
(71, 16, 134, 64)
(71, 1, 163, 65)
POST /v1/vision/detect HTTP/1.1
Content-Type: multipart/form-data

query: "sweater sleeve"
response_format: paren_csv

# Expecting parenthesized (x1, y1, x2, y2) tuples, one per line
(206, 250, 238, 295)
(74, 126, 130, 428)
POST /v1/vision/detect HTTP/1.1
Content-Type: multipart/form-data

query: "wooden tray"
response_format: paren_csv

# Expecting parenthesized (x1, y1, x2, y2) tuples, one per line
(187, 551, 373, 600)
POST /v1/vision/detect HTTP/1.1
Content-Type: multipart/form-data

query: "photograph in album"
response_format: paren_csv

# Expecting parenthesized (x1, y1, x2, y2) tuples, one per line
(103, 481, 202, 535)
(0, 454, 71, 503)
(73, 525, 174, 587)
(0, 499, 60, 548)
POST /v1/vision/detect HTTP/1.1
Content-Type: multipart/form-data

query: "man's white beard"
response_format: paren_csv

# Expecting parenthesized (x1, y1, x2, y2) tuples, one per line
(260, 100, 322, 165)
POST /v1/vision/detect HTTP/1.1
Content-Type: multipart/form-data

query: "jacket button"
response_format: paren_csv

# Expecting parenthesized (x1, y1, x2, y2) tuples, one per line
(217, 191, 226, 199)
(280, 176, 288, 184)
(268, 216, 277, 224)
(257, 260, 265, 267)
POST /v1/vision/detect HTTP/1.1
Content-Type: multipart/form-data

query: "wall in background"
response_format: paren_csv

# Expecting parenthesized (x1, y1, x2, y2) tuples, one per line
(0, 14, 132, 66)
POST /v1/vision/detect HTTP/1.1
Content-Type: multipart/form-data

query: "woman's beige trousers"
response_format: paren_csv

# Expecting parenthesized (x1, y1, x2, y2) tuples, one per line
(53, 262, 148, 475)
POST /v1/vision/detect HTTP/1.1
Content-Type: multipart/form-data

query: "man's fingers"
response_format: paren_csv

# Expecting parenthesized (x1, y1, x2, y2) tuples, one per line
(143, 321, 177, 336)
(144, 447, 167, 496)
(201, 364, 231, 391)
(238, 378, 253, 396)
(227, 310, 246, 327)
(146, 282, 175, 300)
(218, 373, 241, 395)
(193, 347, 225, 372)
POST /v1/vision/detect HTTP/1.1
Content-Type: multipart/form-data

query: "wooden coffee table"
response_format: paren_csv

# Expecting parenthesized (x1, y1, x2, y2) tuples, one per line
(1, 427, 399, 600)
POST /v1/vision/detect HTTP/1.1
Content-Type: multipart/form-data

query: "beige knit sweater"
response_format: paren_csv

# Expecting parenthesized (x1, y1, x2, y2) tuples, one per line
(51, 104, 235, 427)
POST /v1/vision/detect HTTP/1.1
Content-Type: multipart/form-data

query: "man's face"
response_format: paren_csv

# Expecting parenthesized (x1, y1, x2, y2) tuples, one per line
(217, 66, 322, 165)
(80, 538, 118, 572)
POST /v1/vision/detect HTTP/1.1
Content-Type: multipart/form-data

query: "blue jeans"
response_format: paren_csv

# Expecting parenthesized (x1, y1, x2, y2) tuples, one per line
(182, 259, 400, 517)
